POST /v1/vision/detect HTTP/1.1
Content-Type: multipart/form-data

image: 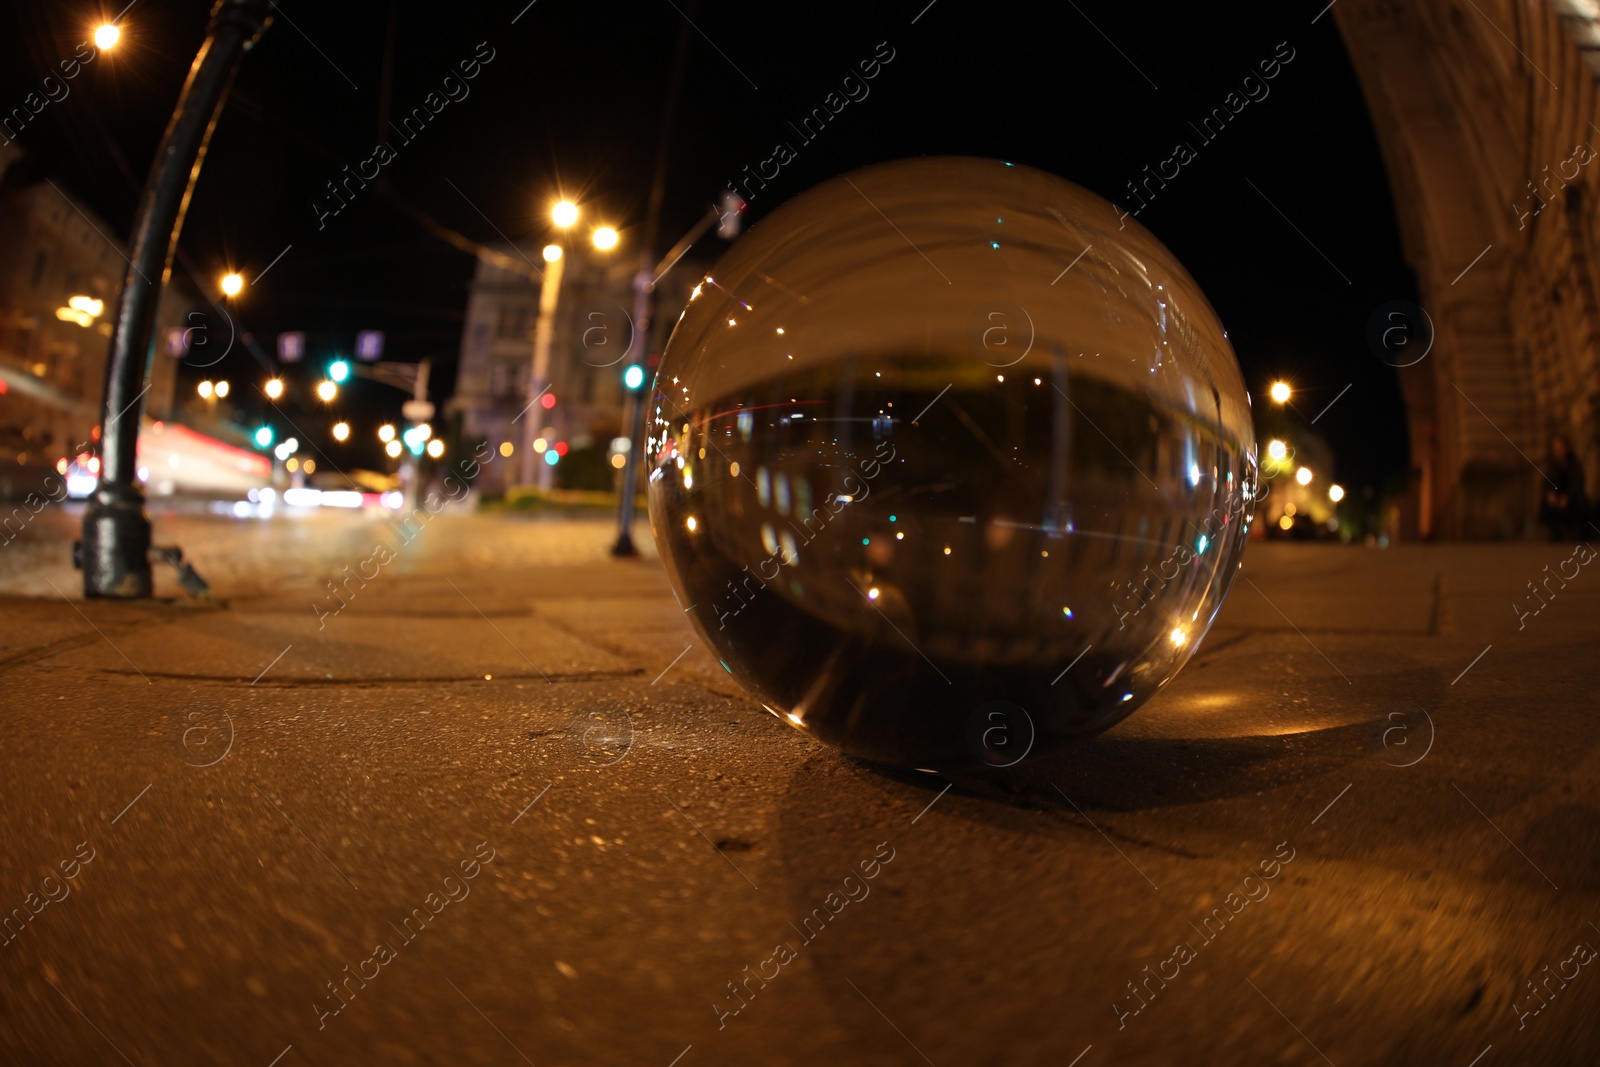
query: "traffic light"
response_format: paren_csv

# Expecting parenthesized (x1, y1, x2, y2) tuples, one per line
(329, 359, 351, 383)
(253, 426, 274, 448)
(622, 365, 645, 391)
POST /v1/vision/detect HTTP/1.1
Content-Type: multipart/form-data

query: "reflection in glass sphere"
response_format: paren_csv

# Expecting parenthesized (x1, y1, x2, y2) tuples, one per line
(647, 157, 1257, 770)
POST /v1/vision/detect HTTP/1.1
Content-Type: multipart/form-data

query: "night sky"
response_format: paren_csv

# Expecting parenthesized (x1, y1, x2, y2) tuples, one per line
(1, 0, 1415, 490)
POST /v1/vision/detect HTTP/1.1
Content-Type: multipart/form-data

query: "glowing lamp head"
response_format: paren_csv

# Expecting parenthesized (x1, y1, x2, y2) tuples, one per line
(1328, 483, 1346, 503)
(221, 273, 244, 297)
(542, 244, 563, 263)
(426, 438, 444, 458)
(332, 422, 350, 442)
(551, 200, 579, 228)
(93, 23, 120, 49)
(316, 380, 337, 402)
(592, 226, 619, 251)
(378, 423, 396, 442)
(1269, 380, 1291, 404)
(197, 381, 214, 399)
(1266, 439, 1287, 462)
(1295, 466, 1313, 486)
(264, 378, 284, 399)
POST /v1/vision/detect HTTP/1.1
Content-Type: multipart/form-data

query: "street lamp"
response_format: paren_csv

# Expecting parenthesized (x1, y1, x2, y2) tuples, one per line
(1328, 484, 1346, 503)
(214, 380, 230, 398)
(197, 380, 214, 399)
(94, 23, 121, 49)
(316, 380, 337, 402)
(552, 199, 579, 228)
(1266, 439, 1287, 462)
(542, 244, 562, 263)
(592, 226, 619, 251)
(426, 438, 444, 459)
(220, 272, 244, 297)
(1269, 380, 1291, 404)
(378, 423, 396, 442)
(1296, 466, 1314, 486)
(81, 0, 274, 599)
(332, 422, 350, 442)
(385, 439, 403, 458)
(264, 378, 284, 399)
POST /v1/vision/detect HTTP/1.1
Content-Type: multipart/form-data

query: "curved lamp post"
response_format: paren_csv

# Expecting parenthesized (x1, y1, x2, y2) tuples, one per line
(80, 0, 274, 597)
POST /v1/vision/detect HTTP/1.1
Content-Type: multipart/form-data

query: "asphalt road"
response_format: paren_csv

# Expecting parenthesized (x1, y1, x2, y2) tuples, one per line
(2, 508, 1598, 1065)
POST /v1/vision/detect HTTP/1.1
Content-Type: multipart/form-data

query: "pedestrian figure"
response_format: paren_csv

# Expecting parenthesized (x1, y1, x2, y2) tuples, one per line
(1539, 432, 1588, 541)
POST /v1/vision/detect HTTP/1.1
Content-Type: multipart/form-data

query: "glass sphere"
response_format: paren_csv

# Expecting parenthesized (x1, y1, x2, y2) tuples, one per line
(647, 157, 1257, 770)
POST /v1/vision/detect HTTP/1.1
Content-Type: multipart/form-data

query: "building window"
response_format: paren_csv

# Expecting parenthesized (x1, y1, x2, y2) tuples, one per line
(496, 304, 532, 339)
(488, 360, 523, 400)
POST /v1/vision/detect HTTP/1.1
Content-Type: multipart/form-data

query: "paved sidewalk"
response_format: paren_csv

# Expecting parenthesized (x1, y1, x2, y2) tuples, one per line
(1, 513, 1598, 1065)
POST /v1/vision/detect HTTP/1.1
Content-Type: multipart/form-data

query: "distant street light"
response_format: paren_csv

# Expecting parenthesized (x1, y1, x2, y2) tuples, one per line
(332, 422, 350, 442)
(1266, 439, 1287, 462)
(426, 438, 444, 458)
(197, 380, 214, 399)
(1328, 483, 1346, 503)
(378, 423, 396, 442)
(385, 439, 403, 458)
(93, 23, 121, 49)
(552, 200, 579, 228)
(1269, 381, 1291, 404)
(592, 226, 619, 251)
(264, 378, 284, 399)
(214, 380, 230, 398)
(543, 244, 562, 263)
(316, 380, 337, 402)
(1295, 466, 1314, 486)
(220, 272, 244, 297)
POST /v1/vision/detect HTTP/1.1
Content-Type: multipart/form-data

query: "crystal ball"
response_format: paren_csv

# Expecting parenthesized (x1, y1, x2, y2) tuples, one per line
(646, 157, 1257, 770)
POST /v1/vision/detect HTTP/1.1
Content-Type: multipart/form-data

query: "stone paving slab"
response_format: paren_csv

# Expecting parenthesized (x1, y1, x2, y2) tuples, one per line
(2, 515, 1599, 1065)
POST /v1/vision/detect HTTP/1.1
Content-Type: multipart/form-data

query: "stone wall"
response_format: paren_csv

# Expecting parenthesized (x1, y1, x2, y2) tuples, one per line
(1337, 0, 1600, 537)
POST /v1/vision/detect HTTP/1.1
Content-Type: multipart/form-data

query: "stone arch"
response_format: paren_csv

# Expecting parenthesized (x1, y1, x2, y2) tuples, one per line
(1336, 0, 1600, 537)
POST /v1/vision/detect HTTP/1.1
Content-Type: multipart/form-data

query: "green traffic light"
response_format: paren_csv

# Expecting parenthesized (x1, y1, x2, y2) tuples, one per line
(329, 360, 351, 383)
(623, 365, 645, 390)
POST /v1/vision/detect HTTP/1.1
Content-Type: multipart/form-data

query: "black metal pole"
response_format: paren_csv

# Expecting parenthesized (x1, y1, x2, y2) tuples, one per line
(80, 0, 273, 597)
(610, 361, 650, 557)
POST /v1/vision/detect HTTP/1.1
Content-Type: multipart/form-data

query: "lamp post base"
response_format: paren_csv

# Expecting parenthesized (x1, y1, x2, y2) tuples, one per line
(610, 530, 639, 558)
(80, 486, 152, 598)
